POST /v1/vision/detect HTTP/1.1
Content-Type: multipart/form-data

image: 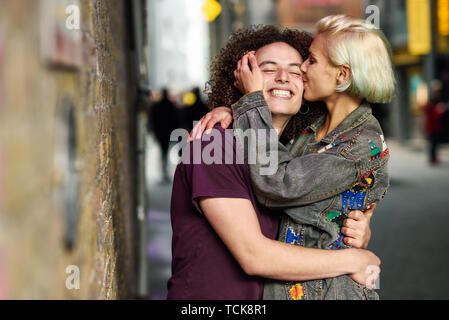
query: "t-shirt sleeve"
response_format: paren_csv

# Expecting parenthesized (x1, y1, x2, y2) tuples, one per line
(187, 127, 252, 215)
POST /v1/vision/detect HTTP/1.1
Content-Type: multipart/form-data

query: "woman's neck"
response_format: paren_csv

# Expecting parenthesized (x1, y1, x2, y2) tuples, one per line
(316, 93, 362, 142)
(272, 115, 292, 137)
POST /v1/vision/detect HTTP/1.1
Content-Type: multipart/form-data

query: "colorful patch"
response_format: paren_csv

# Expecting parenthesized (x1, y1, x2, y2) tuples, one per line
(368, 138, 381, 158)
(329, 233, 344, 250)
(289, 283, 304, 300)
(358, 171, 374, 188)
(286, 227, 301, 245)
(316, 136, 350, 154)
(341, 189, 366, 210)
(327, 211, 346, 233)
(370, 147, 389, 162)
(328, 171, 373, 250)
(350, 171, 375, 193)
(369, 135, 389, 162)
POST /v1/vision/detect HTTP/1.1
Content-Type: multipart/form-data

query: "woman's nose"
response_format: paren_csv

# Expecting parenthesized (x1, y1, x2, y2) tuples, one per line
(300, 61, 307, 74)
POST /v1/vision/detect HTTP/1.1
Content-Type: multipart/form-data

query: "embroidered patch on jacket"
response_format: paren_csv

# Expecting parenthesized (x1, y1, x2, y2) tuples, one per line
(341, 189, 366, 210)
(289, 283, 304, 300)
(329, 171, 374, 250)
(286, 227, 301, 245)
(350, 171, 375, 193)
(316, 136, 350, 154)
(329, 233, 344, 250)
(369, 134, 389, 162)
(327, 211, 346, 233)
(368, 138, 381, 157)
(341, 171, 374, 210)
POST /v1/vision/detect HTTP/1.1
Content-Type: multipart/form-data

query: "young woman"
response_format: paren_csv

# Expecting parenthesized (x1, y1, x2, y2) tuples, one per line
(168, 25, 379, 300)
(193, 15, 395, 300)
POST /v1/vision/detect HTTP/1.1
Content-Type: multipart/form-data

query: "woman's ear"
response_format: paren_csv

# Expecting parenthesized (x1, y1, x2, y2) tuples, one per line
(336, 64, 351, 86)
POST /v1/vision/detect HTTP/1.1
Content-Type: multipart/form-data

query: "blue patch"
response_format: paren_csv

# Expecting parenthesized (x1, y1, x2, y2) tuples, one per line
(329, 233, 344, 250)
(341, 190, 366, 210)
(286, 227, 301, 245)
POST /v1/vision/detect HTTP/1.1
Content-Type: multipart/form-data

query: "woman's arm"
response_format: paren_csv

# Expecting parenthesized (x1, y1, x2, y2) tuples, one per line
(192, 95, 358, 208)
(199, 196, 379, 285)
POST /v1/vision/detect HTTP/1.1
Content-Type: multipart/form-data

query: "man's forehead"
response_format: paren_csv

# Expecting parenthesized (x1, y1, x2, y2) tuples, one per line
(255, 43, 303, 64)
(256, 42, 299, 54)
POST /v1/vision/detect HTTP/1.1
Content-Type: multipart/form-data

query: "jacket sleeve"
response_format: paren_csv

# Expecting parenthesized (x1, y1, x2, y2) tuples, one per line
(231, 91, 359, 208)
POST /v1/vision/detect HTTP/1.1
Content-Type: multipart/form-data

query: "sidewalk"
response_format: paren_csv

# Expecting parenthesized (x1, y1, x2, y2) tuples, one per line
(369, 138, 449, 299)
(145, 134, 174, 300)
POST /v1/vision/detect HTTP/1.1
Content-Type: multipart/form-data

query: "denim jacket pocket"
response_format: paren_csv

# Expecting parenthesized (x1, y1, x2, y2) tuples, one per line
(322, 275, 379, 300)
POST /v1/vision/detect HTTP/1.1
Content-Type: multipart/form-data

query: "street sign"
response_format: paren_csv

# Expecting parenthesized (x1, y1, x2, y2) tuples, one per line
(202, 0, 222, 22)
(438, 0, 449, 36)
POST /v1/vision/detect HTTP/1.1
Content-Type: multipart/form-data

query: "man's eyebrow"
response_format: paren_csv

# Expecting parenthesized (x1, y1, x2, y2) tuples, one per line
(259, 61, 302, 68)
(259, 61, 278, 67)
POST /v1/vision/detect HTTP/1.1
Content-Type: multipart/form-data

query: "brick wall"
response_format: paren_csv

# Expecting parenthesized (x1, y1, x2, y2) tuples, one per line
(0, 0, 137, 299)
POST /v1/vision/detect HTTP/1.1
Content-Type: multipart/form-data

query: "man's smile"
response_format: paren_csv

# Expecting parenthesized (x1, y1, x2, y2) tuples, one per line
(268, 88, 294, 99)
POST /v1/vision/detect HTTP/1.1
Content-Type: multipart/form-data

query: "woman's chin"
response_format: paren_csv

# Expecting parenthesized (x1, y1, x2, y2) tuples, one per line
(304, 92, 319, 102)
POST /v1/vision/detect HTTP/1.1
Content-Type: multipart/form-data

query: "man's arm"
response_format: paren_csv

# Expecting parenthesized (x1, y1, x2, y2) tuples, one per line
(199, 197, 379, 283)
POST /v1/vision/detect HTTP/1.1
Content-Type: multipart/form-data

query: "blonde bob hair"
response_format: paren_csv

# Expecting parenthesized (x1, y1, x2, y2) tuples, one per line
(316, 14, 396, 103)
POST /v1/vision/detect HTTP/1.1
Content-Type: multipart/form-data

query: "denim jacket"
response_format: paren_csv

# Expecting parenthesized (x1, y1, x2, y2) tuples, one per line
(231, 91, 389, 300)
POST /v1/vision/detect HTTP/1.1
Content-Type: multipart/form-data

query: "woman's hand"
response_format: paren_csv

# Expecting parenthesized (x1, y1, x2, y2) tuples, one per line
(342, 204, 376, 249)
(189, 106, 233, 141)
(234, 51, 264, 94)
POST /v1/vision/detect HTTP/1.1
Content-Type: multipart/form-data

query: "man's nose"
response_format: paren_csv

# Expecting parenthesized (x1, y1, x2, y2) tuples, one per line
(275, 68, 289, 83)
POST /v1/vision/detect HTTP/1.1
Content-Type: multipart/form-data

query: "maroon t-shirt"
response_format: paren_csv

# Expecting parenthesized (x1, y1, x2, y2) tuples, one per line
(167, 125, 279, 300)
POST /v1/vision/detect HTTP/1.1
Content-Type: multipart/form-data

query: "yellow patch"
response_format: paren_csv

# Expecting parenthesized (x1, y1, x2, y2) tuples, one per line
(290, 283, 304, 300)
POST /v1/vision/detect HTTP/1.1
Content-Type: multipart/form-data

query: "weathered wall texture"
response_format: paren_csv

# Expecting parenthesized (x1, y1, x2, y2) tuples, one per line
(0, 0, 137, 299)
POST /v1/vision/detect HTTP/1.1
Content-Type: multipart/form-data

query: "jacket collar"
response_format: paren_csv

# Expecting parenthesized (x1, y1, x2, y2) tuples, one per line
(309, 100, 372, 144)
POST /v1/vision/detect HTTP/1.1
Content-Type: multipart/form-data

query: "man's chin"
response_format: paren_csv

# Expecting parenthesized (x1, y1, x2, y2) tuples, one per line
(267, 104, 300, 116)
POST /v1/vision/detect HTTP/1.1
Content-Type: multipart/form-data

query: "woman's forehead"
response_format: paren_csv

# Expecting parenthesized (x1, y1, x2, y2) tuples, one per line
(309, 34, 326, 55)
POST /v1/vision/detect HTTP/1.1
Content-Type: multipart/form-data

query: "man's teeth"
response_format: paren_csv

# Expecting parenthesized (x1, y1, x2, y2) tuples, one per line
(271, 89, 291, 98)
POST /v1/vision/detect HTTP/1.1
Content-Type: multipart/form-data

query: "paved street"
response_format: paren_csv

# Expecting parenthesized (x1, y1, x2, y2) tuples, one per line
(369, 140, 449, 299)
(145, 133, 449, 300)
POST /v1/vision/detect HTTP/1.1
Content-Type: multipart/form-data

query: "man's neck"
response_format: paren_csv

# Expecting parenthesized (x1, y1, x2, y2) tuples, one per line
(272, 115, 291, 137)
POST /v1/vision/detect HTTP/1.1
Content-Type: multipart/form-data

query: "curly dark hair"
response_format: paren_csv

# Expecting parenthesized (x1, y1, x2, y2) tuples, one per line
(205, 25, 326, 143)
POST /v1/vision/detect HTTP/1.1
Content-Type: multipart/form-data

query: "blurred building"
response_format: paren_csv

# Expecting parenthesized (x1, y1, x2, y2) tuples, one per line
(0, 0, 144, 299)
(208, 0, 449, 142)
(364, 0, 449, 141)
(148, 0, 210, 92)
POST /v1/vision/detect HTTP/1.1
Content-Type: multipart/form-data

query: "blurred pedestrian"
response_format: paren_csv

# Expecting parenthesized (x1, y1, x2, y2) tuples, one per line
(423, 80, 446, 165)
(180, 87, 209, 132)
(149, 88, 179, 182)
